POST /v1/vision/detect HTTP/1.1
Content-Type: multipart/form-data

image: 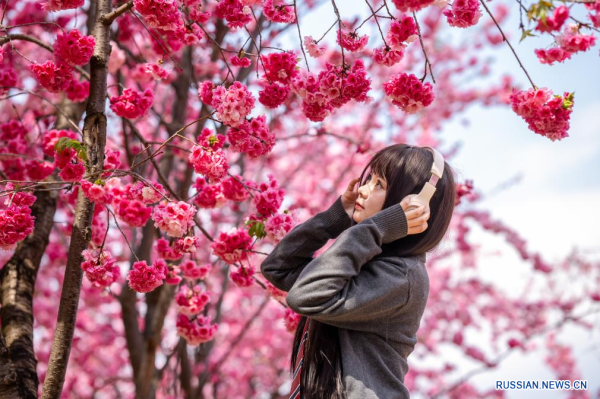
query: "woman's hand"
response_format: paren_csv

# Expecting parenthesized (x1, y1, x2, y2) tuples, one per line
(340, 177, 361, 218)
(400, 195, 431, 235)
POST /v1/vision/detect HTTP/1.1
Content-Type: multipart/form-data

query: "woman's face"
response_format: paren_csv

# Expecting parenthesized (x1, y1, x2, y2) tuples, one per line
(353, 170, 387, 223)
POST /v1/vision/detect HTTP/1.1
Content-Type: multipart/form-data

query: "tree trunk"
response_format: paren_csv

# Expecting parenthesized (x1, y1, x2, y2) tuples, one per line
(0, 97, 85, 399)
(41, 0, 112, 396)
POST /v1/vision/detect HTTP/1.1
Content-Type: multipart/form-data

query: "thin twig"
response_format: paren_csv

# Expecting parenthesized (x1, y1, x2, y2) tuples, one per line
(479, 0, 536, 89)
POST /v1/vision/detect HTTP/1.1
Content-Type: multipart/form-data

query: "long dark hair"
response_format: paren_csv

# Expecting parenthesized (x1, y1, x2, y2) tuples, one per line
(290, 144, 457, 398)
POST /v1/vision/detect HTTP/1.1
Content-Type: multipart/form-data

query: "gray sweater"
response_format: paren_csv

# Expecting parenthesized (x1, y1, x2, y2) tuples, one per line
(261, 195, 429, 399)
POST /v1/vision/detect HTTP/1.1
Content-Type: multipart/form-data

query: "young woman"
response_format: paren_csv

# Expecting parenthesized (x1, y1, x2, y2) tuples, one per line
(261, 144, 456, 399)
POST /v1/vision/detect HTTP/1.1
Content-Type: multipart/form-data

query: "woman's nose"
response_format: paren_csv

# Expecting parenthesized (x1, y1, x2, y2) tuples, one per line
(358, 184, 368, 197)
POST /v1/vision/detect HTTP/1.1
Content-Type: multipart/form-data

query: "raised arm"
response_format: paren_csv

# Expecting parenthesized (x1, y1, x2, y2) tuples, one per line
(285, 202, 410, 331)
(260, 195, 353, 292)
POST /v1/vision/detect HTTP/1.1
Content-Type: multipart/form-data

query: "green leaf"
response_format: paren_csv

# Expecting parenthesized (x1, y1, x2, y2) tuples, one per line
(54, 137, 87, 161)
(520, 29, 536, 43)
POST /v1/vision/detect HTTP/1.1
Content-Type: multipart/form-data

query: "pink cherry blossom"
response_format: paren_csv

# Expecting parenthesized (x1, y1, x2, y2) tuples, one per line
(260, 51, 299, 84)
(392, 0, 436, 12)
(263, 0, 296, 23)
(174, 235, 202, 253)
(80, 181, 113, 205)
(175, 285, 211, 315)
(30, 61, 73, 93)
(230, 265, 255, 287)
(230, 55, 251, 67)
(176, 314, 218, 346)
(264, 211, 296, 243)
(109, 88, 154, 119)
(128, 180, 166, 204)
(210, 227, 252, 264)
(192, 177, 227, 209)
(80, 248, 120, 288)
(221, 175, 255, 202)
(210, 81, 255, 127)
(535, 5, 569, 32)
(54, 29, 95, 66)
(252, 174, 285, 217)
(58, 162, 86, 182)
(214, 0, 252, 29)
(227, 115, 275, 158)
(155, 238, 183, 261)
(133, 0, 184, 31)
(152, 201, 197, 238)
(386, 16, 418, 50)
(383, 72, 435, 114)
(258, 81, 291, 108)
(115, 199, 152, 227)
(303, 36, 326, 57)
(188, 145, 229, 183)
(181, 260, 212, 280)
(336, 29, 369, 52)
(509, 87, 574, 141)
(443, 0, 483, 28)
(42, 0, 83, 11)
(534, 47, 573, 65)
(127, 260, 166, 293)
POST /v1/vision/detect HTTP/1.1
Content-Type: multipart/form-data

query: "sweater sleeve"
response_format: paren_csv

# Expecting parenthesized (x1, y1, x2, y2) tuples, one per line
(285, 202, 410, 330)
(260, 195, 353, 292)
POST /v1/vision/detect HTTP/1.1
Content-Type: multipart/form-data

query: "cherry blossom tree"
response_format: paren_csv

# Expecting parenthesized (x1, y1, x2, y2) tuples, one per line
(0, 0, 598, 398)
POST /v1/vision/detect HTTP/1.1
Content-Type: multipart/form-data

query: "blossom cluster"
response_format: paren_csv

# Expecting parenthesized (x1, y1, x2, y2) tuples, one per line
(31, 29, 94, 94)
(263, 0, 296, 24)
(127, 259, 167, 293)
(81, 181, 113, 205)
(175, 285, 211, 315)
(30, 61, 74, 93)
(151, 201, 197, 238)
(80, 248, 121, 288)
(42, 0, 83, 11)
(156, 238, 182, 260)
(54, 29, 96, 66)
(176, 314, 218, 346)
(128, 180, 166, 204)
(109, 88, 154, 119)
(174, 235, 203, 253)
(535, 22, 596, 65)
(336, 30, 369, 52)
(214, 0, 252, 29)
(252, 174, 285, 217)
(192, 177, 227, 209)
(230, 55, 251, 67)
(181, 260, 212, 280)
(264, 211, 296, 243)
(221, 175, 255, 202)
(509, 87, 574, 141)
(227, 115, 275, 158)
(303, 36, 326, 58)
(212, 81, 256, 127)
(382, 72, 435, 114)
(230, 265, 255, 287)
(261, 52, 299, 84)
(0, 184, 36, 250)
(188, 144, 230, 183)
(210, 227, 252, 264)
(386, 16, 418, 50)
(291, 59, 372, 121)
(133, 0, 184, 31)
(443, 0, 482, 28)
(392, 0, 436, 13)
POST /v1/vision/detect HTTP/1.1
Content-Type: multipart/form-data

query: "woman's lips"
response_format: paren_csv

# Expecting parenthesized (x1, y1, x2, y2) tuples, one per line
(355, 203, 364, 209)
